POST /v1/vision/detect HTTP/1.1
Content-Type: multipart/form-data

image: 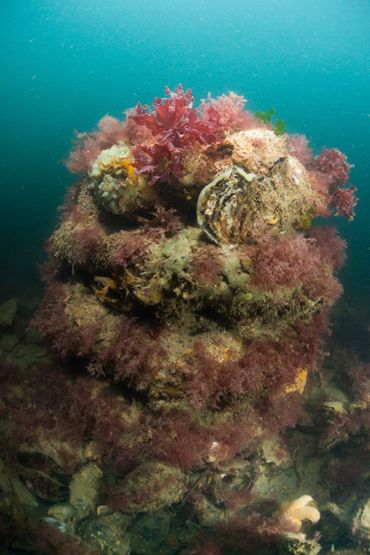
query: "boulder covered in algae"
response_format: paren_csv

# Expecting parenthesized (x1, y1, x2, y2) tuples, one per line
(37, 85, 353, 421)
(0, 86, 358, 554)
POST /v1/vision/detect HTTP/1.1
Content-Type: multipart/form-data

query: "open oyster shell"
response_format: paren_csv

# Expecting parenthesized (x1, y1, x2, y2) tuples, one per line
(197, 158, 315, 244)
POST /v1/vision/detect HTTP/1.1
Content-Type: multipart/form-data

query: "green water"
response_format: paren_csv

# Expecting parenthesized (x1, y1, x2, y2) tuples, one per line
(1, 0, 369, 306)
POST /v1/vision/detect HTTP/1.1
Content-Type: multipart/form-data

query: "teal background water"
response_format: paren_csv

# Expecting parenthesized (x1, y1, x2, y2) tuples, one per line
(1, 0, 369, 305)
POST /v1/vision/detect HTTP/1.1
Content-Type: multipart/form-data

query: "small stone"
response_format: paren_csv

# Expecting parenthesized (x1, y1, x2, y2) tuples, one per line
(277, 532, 321, 554)
(24, 323, 44, 344)
(322, 400, 348, 416)
(69, 462, 102, 520)
(0, 460, 40, 512)
(114, 461, 186, 513)
(261, 437, 290, 466)
(353, 499, 370, 547)
(130, 511, 170, 555)
(47, 503, 77, 534)
(97, 505, 109, 516)
(192, 493, 228, 527)
(84, 441, 101, 461)
(80, 513, 131, 555)
(0, 333, 21, 352)
(6, 342, 49, 369)
(0, 298, 18, 327)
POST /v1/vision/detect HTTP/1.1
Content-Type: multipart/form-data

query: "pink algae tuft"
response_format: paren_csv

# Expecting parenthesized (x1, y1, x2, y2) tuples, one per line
(308, 147, 357, 219)
(315, 147, 353, 186)
(288, 134, 314, 165)
(199, 91, 260, 133)
(66, 115, 127, 173)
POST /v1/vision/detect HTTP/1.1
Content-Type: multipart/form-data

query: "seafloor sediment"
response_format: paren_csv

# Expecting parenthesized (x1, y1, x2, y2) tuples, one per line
(1, 86, 368, 555)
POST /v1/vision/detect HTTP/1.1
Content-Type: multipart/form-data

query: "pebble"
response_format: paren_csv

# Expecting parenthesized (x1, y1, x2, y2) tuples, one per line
(0, 298, 18, 327)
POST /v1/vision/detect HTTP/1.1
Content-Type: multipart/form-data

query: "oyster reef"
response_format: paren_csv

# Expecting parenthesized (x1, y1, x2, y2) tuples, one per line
(0, 86, 359, 554)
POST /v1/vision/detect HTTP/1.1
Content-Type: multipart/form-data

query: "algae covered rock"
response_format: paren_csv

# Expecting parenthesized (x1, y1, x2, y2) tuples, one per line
(33, 86, 355, 502)
(0, 333, 20, 352)
(47, 503, 77, 534)
(79, 513, 131, 555)
(111, 461, 186, 513)
(277, 532, 321, 554)
(353, 499, 370, 548)
(0, 298, 18, 327)
(7, 341, 48, 369)
(69, 462, 103, 519)
(130, 511, 170, 554)
(89, 143, 155, 216)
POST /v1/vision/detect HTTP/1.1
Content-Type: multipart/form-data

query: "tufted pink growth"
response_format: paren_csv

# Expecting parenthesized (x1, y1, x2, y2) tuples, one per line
(331, 184, 357, 219)
(130, 85, 222, 185)
(199, 91, 259, 133)
(67, 115, 127, 173)
(315, 147, 352, 185)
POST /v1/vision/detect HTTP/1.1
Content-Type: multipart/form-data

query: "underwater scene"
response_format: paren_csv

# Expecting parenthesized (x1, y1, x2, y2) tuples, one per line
(1, 1, 370, 554)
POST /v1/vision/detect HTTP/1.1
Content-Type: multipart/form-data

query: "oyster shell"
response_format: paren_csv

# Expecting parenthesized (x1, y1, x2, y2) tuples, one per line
(16, 451, 70, 502)
(228, 128, 288, 174)
(89, 144, 155, 216)
(130, 511, 170, 554)
(197, 158, 314, 244)
(79, 513, 131, 555)
(112, 461, 186, 513)
(69, 462, 103, 520)
(46, 503, 77, 534)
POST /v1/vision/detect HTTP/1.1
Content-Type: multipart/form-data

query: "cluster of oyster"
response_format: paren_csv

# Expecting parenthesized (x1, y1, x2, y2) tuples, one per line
(1, 96, 353, 554)
(45, 139, 331, 416)
(88, 127, 315, 238)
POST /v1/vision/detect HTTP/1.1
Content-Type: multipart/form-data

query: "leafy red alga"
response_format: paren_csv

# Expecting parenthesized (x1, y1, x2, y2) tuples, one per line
(129, 85, 222, 185)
